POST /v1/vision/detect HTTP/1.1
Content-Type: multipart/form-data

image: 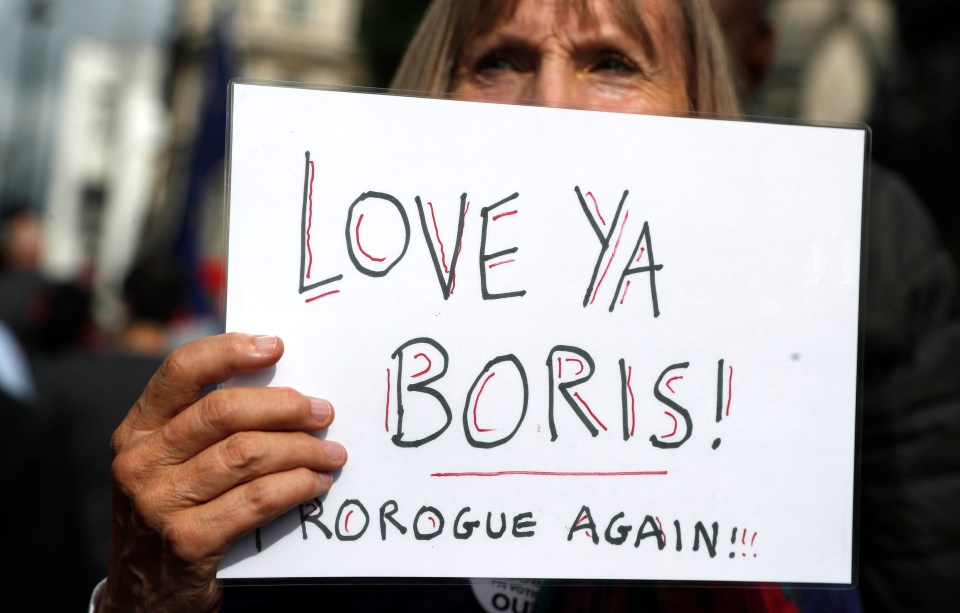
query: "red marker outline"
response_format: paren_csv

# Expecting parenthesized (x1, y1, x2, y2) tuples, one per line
(576, 513, 592, 538)
(564, 357, 585, 376)
(385, 368, 391, 432)
(585, 191, 606, 226)
(655, 516, 666, 547)
(345, 509, 354, 533)
(574, 391, 607, 431)
(427, 202, 450, 273)
(305, 289, 340, 303)
(355, 213, 385, 263)
(665, 375, 683, 393)
(627, 365, 636, 437)
(589, 211, 629, 305)
(488, 258, 515, 269)
(450, 202, 469, 295)
(473, 372, 496, 433)
(492, 209, 517, 221)
(411, 352, 432, 378)
(431, 470, 668, 477)
(635, 246, 645, 263)
(619, 279, 631, 305)
(661, 411, 678, 438)
(306, 160, 315, 278)
(726, 366, 734, 416)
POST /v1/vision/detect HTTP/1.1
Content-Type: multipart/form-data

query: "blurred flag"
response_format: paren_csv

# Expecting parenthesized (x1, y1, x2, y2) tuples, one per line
(175, 4, 235, 318)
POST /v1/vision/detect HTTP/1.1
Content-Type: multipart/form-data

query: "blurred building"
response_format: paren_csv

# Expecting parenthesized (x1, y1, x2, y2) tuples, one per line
(3, 0, 370, 332)
(0, 0, 178, 335)
(149, 0, 369, 327)
(758, 0, 897, 124)
(167, 0, 367, 153)
(43, 40, 168, 329)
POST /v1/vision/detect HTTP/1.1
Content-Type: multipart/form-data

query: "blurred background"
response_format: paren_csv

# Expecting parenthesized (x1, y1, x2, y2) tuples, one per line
(0, 0, 957, 606)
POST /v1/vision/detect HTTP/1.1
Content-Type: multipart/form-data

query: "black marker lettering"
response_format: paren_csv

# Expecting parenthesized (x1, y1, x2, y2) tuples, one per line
(463, 355, 529, 448)
(693, 521, 719, 558)
(454, 507, 480, 539)
(567, 505, 598, 545)
(298, 497, 331, 540)
(633, 515, 665, 550)
(335, 499, 369, 541)
(413, 506, 445, 540)
(547, 346, 599, 440)
(379, 500, 407, 540)
(512, 512, 536, 538)
(345, 191, 410, 277)
(415, 194, 468, 299)
(486, 512, 507, 539)
(299, 151, 342, 294)
(609, 220, 663, 315)
(649, 362, 692, 449)
(604, 512, 631, 545)
(391, 337, 452, 447)
(479, 192, 526, 300)
(576, 186, 629, 307)
(619, 358, 630, 441)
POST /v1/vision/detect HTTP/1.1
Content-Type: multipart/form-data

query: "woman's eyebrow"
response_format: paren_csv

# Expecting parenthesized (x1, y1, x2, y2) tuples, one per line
(461, 33, 545, 59)
(568, 20, 659, 61)
(467, 29, 551, 49)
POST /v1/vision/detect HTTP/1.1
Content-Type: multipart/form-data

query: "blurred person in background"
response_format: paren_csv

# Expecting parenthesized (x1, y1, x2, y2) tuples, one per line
(0, 202, 95, 361)
(0, 206, 43, 271)
(33, 249, 184, 600)
(0, 206, 90, 609)
(709, 1, 960, 611)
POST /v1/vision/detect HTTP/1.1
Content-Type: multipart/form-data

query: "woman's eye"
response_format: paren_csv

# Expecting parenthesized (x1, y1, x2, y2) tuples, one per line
(591, 52, 637, 74)
(475, 51, 521, 74)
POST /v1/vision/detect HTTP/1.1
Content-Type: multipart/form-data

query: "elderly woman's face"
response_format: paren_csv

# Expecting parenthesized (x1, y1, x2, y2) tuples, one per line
(451, 0, 690, 113)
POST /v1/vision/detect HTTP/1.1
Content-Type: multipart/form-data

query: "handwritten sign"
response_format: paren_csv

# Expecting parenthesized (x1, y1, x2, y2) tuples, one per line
(218, 82, 865, 585)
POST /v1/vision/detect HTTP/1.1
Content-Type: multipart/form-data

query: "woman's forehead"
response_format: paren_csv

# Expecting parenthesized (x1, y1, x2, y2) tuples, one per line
(469, 0, 678, 58)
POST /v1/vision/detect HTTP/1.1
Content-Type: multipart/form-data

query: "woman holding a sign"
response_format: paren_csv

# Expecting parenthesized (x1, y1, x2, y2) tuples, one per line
(93, 0, 957, 611)
(93, 2, 785, 612)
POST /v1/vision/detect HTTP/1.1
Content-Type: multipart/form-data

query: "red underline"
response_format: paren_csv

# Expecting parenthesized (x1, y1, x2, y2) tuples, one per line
(430, 470, 668, 477)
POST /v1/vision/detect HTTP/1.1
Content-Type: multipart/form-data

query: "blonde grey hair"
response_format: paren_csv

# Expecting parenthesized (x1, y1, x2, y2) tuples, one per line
(390, 0, 742, 116)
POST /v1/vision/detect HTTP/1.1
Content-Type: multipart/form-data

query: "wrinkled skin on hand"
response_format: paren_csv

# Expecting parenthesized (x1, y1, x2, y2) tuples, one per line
(98, 333, 346, 612)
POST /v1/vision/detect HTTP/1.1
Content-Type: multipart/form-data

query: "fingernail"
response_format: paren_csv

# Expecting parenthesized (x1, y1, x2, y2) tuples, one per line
(322, 441, 345, 462)
(310, 398, 331, 421)
(254, 335, 277, 354)
(317, 472, 332, 486)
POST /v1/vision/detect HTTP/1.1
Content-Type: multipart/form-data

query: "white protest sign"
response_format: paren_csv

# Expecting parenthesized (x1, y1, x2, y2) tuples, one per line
(218, 82, 865, 585)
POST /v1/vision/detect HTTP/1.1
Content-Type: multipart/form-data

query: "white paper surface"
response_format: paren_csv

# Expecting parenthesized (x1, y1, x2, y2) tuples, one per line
(218, 82, 865, 585)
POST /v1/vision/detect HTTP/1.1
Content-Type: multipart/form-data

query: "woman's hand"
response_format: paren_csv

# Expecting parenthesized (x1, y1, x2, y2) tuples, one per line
(98, 333, 346, 612)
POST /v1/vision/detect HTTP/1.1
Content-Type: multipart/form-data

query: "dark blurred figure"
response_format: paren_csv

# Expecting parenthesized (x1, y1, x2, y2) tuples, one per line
(116, 250, 185, 354)
(1, 388, 90, 611)
(0, 206, 43, 271)
(32, 250, 184, 597)
(710, 0, 775, 111)
(0, 204, 93, 359)
(0, 206, 90, 609)
(711, 1, 960, 611)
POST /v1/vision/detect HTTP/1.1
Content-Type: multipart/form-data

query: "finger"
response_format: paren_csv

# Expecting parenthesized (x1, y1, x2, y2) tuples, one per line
(158, 386, 334, 462)
(165, 468, 335, 562)
(126, 333, 284, 435)
(172, 431, 346, 503)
